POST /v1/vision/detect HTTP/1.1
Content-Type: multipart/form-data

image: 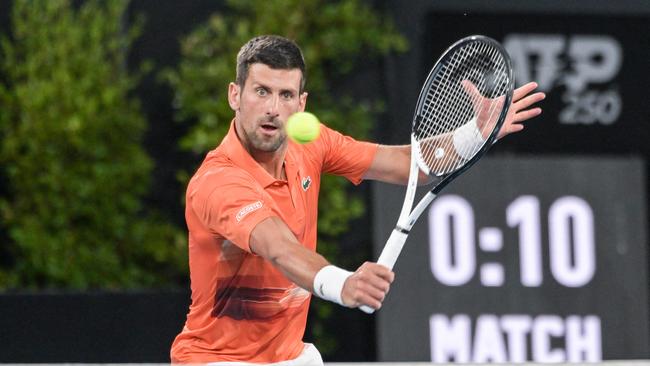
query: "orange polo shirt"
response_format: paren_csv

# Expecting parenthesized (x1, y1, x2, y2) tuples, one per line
(170, 121, 378, 364)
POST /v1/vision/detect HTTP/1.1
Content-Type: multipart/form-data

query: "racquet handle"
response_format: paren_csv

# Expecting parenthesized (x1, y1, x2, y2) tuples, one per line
(359, 229, 409, 314)
(376, 229, 409, 269)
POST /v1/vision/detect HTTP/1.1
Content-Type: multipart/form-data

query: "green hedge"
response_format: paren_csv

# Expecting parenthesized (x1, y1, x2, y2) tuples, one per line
(0, 0, 186, 289)
(0, 0, 407, 358)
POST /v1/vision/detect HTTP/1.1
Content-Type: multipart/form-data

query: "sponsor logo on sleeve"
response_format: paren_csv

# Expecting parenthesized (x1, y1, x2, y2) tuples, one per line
(235, 201, 263, 222)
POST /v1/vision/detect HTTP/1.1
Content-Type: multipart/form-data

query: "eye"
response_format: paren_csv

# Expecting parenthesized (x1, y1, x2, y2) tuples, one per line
(256, 87, 268, 96)
(281, 91, 294, 100)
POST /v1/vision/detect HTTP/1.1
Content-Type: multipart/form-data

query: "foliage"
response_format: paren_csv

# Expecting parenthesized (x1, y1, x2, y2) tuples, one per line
(0, 0, 187, 289)
(161, 0, 407, 355)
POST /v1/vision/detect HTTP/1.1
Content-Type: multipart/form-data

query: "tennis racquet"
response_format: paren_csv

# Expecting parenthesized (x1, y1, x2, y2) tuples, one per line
(361, 35, 514, 314)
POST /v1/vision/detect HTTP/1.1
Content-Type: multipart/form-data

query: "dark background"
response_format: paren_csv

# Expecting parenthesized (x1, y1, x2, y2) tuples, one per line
(1, 0, 650, 362)
(371, 1, 650, 361)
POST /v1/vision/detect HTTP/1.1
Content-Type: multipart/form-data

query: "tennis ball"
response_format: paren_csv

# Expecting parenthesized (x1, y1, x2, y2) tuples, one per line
(286, 111, 321, 144)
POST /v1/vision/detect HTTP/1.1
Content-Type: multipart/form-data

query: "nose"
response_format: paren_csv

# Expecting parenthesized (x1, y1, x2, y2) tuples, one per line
(266, 94, 280, 118)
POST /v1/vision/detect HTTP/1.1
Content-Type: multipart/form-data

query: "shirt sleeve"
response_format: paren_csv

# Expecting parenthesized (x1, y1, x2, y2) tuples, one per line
(315, 124, 379, 185)
(188, 167, 275, 252)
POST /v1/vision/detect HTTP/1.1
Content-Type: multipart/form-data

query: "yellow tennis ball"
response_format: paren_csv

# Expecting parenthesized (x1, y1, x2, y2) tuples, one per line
(286, 112, 321, 144)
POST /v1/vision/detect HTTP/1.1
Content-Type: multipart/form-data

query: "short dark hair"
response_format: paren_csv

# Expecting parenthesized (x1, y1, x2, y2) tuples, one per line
(236, 35, 306, 92)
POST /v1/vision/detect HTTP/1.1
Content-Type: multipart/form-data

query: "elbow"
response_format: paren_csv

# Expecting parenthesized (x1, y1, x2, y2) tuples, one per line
(266, 246, 288, 267)
(250, 227, 294, 266)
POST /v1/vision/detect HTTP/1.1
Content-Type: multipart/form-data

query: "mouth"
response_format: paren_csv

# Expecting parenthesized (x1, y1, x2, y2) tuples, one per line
(259, 120, 280, 135)
(261, 123, 278, 131)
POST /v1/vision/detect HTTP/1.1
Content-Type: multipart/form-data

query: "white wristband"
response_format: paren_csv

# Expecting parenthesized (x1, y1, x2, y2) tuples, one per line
(452, 117, 485, 160)
(313, 265, 353, 307)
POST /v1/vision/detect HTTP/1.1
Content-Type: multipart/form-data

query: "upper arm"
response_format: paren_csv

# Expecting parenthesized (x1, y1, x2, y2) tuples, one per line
(189, 168, 274, 252)
(363, 144, 409, 184)
(313, 124, 379, 185)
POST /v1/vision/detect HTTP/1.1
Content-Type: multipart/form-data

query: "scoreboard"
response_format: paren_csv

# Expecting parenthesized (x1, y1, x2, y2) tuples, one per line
(373, 157, 649, 362)
(373, 5, 650, 361)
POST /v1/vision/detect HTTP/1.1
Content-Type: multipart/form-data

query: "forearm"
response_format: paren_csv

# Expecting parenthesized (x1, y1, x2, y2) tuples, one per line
(364, 144, 433, 185)
(272, 241, 329, 293)
(249, 216, 328, 292)
(249, 216, 393, 309)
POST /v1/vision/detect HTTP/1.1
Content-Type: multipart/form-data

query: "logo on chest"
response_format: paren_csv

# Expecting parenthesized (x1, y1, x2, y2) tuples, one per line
(301, 176, 312, 191)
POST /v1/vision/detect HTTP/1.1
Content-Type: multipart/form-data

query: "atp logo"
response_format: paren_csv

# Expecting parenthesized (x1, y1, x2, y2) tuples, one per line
(503, 34, 623, 125)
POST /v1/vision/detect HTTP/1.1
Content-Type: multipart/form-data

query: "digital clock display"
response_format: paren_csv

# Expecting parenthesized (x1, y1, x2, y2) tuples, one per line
(429, 194, 595, 288)
(374, 156, 649, 362)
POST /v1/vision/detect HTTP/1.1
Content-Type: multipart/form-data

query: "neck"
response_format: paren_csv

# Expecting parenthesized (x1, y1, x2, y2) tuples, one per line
(234, 123, 287, 180)
(250, 147, 287, 180)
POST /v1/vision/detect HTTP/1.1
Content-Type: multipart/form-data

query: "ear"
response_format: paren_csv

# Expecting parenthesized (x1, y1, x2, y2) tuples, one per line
(228, 82, 240, 111)
(298, 92, 308, 112)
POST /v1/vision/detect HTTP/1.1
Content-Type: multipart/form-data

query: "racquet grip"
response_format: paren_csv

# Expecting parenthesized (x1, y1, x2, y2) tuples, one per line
(359, 229, 409, 314)
(376, 229, 409, 269)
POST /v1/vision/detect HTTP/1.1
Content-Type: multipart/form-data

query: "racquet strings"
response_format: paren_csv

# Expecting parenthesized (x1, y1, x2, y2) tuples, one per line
(414, 40, 511, 176)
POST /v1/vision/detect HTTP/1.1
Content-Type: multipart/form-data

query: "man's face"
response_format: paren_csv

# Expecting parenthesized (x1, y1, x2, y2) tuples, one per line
(228, 63, 307, 153)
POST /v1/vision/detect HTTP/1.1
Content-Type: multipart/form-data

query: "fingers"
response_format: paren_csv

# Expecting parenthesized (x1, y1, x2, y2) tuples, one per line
(513, 91, 546, 113)
(461, 80, 482, 107)
(368, 262, 395, 283)
(500, 123, 524, 137)
(514, 107, 542, 123)
(507, 83, 545, 127)
(461, 79, 479, 96)
(509, 89, 544, 126)
(341, 262, 395, 310)
(513, 81, 540, 102)
(500, 106, 541, 140)
(468, 80, 544, 106)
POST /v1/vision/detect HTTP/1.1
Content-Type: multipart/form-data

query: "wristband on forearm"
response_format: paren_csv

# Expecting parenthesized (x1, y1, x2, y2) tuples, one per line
(452, 117, 485, 159)
(313, 265, 353, 307)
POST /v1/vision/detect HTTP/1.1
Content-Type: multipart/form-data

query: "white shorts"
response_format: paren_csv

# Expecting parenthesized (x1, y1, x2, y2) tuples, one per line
(205, 343, 324, 366)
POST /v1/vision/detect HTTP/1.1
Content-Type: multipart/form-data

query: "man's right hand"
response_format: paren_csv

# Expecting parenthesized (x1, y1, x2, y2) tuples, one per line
(341, 262, 395, 309)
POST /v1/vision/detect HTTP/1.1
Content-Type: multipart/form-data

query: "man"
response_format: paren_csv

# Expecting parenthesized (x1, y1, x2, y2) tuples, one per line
(171, 35, 545, 365)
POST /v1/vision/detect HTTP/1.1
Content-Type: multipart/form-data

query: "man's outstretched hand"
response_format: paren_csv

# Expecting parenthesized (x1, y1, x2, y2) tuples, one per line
(462, 80, 546, 140)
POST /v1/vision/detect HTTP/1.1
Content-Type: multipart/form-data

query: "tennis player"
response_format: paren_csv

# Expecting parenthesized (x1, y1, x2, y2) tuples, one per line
(170, 35, 544, 365)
